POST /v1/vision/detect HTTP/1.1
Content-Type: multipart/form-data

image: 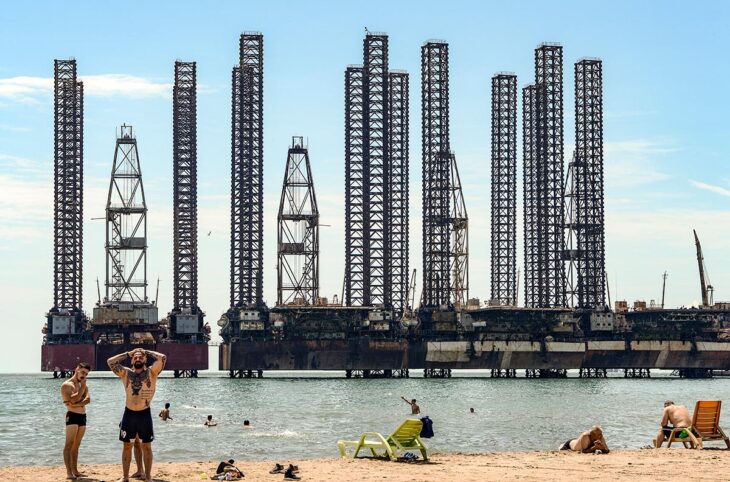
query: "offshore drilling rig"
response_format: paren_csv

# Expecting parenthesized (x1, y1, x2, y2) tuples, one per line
(218, 33, 730, 379)
(42, 32, 730, 379)
(41, 61, 208, 377)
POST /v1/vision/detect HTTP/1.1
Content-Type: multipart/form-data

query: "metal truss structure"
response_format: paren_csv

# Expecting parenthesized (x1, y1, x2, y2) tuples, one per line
(277, 137, 319, 306)
(52, 59, 84, 313)
(388, 70, 409, 318)
(421, 40, 451, 308)
(344, 65, 365, 306)
(344, 33, 409, 313)
(231, 33, 265, 309)
(490, 73, 517, 306)
(523, 84, 539, 307)
(572, 59, 605, 308)
(363, 32, 389, 307)
(449, 153, 468, 308)
(105, 125, 148, 303)
(172, 61, 200, 314)
(534, 43, 566, 308)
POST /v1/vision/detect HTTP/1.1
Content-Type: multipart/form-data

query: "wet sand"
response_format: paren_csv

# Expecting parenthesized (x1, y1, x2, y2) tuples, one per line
(1, 450, 728, 481)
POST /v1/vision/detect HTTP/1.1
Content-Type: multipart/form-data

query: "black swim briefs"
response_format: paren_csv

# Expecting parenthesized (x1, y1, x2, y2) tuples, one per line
(65, 411, 87, 426)
(119, 407, 154, 443)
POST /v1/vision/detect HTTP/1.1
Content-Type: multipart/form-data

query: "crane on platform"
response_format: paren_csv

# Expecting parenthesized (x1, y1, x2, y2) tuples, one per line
(693, 229, 714, 307)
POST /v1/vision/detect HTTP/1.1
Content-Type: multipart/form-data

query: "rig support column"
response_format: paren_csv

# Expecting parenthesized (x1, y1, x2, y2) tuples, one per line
(344, 66, 365, 307)
(523, 84, 539, 307)
(50, 59, 84, 325)
(535, 44, 566, 308)
(171, 61, 205, 337)
(573, 59, 606, 309)
(421, 40, 451, 308)
(490, 73, 517, 306)
(449, 153, 468, 308)
(388, 71, 409, 318)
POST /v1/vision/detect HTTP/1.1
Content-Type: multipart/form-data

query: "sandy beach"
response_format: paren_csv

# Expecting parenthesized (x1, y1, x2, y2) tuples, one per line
(1, 450, 728, 481)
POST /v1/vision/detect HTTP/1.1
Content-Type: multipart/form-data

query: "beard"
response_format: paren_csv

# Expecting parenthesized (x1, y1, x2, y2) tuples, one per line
(133, 361, 144, 369)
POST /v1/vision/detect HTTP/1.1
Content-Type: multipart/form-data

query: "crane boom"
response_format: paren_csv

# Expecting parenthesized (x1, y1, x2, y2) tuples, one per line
(693, 229, 709, 307)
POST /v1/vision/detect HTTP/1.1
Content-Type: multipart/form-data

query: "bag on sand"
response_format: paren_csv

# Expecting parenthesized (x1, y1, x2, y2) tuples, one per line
(420, 416, 434, 438)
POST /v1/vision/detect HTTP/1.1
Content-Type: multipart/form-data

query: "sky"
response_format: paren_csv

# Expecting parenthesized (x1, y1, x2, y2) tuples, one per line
(1, 0, 729, 372)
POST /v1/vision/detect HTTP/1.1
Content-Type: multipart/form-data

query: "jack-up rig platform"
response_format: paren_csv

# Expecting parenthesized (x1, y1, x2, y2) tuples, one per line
(42, 61, 208, 377)
(218, 34, 730, 379)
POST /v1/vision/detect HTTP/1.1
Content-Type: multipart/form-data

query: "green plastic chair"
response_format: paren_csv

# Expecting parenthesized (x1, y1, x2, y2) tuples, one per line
(337, 418, 429, 461)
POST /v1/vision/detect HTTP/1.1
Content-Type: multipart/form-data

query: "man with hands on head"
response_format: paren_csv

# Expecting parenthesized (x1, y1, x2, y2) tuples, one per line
(107, 348, 166, 482)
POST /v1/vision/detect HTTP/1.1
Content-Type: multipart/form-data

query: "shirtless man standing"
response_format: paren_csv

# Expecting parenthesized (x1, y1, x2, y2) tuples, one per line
(61, 362, 91, 480)
(108, 348, 166, 482)
(401, 396, 421, 415)
(654, 400, 693, 448)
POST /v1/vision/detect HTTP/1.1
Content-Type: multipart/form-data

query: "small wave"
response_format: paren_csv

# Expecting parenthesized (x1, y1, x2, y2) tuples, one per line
(250, 430, 304, 438)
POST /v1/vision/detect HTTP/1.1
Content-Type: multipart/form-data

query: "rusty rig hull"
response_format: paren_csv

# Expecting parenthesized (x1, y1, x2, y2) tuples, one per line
(219, 307, 730, 373)
(219, 339, 730, 371)
(41, 342, 208, 373)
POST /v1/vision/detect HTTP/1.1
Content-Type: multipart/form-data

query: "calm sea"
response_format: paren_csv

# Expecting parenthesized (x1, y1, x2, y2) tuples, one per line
(1, 371, 729, 466)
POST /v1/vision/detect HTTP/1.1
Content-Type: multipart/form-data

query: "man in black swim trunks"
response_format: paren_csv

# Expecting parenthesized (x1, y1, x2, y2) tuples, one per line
(108, 348, 166, 482)
(61, 362, 91, 480)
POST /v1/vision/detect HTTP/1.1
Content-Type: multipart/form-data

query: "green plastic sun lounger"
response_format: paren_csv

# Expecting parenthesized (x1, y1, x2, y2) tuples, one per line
(337, 418, 428, 461)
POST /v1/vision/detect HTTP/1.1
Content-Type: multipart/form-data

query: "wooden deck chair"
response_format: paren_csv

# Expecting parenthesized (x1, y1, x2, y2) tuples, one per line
(691, 400, 730, 449)
(337, 419, 429, 461)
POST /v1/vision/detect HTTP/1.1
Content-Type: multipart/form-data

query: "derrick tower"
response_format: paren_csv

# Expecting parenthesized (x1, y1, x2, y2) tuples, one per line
(104, 125, 149, 304)
(170, 60, 206, 337)
(490, 73, 517, 306)
(344, 32, 409, 317)
(449, 153, 468, 308)
(421, 40, 451, 308)
(47, 59, 85, 338)
(230, 32, 265, 310)
(277, 137, 319, 306)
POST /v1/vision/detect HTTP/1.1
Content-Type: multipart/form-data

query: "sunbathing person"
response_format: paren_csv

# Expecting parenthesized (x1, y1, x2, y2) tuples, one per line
(654, 400, 692, 448)
(559, 425, 610, 453)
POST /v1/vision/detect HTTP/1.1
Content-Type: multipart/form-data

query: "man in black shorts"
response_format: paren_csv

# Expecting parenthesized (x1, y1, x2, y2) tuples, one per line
(108, 348, 166, 482)
(61, 362, 91, 480)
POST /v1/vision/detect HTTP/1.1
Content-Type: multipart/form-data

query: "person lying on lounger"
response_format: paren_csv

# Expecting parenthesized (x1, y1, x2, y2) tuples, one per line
(559, 425, 610, 453)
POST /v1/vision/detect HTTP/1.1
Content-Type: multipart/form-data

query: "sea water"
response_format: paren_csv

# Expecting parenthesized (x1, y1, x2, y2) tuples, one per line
(1, 371, 729, 466)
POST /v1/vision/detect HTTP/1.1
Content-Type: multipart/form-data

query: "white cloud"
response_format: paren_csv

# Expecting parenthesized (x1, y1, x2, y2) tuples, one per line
(690, 180, 730, 198)
(0, 74, 172, 103)
(604, 139, 674, 188)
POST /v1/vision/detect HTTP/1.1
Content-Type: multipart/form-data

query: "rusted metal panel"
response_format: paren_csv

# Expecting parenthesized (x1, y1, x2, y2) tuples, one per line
(41, 344, 95, 372)
(157, 343, 208, 370)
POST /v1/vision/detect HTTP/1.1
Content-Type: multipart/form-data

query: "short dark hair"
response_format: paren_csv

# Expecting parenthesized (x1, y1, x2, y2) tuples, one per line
(243, 420, 250, 425)
(411, 399, 416, 403)
(208, 415, 213, 420)
(77, 362, 91, 370)
(165, 403, 170, 408)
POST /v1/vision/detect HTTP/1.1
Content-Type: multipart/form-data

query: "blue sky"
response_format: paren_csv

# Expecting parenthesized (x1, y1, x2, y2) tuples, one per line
(1, 1, 729, 371)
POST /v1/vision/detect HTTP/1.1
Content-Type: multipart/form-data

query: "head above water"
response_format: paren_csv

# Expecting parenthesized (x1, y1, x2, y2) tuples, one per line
(75, 362, 91, 381)
(470, 407, 475, 413)
(165, 402, 170, 409)
(208, 415, 213, 421)
(411, 399, 417, 404)
(130, 349, 147, 369)
(243, 420, 250, 426)
(664, 400, 675, 408)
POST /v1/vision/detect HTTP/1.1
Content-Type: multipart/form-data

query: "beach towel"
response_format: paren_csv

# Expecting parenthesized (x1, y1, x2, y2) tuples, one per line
(420, 416, 434, 438)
